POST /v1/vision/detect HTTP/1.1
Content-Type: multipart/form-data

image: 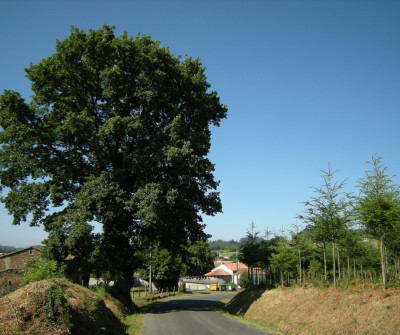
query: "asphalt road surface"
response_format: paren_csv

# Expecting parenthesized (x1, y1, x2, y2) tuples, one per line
(143, 291, 273, 335)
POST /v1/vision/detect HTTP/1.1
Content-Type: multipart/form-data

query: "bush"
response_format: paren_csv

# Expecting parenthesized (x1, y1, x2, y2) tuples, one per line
(32, 279, 72, 328)
(238, 270, 249, 288)
(178, 282, 186, 293)
(22, 257, 65, 285)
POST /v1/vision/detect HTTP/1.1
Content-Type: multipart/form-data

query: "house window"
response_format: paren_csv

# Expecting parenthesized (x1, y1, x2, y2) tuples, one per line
(29, 250, 34, 256)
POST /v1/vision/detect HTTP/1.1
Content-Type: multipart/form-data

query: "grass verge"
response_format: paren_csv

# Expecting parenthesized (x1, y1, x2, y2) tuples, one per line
(214, 285, 400, 335)
(212, 298, 286, 335)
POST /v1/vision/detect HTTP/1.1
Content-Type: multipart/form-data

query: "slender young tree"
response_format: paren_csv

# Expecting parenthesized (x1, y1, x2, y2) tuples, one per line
(356, 155, 400, 291)
(299, 165, 351, 288)
(290, 224, 313, 286)
(270, 236, 297, 286)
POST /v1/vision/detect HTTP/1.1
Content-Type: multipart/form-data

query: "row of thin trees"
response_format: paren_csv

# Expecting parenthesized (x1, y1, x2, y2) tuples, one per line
(240, 155, 400, 291)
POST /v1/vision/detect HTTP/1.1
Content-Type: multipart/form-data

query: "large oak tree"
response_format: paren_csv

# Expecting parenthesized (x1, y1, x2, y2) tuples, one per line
(0, 25, 227, 302)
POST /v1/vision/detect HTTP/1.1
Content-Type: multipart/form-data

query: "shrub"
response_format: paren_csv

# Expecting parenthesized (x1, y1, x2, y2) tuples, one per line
(22, 257, 65, 285)
(32, 279, 72, 328)
(178, 282, 186, 293)
(239, 270, 250, 288)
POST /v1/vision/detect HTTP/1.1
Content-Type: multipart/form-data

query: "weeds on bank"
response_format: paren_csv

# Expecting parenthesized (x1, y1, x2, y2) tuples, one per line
(31, 279, 73, 329)
(212, 298, 286, 335)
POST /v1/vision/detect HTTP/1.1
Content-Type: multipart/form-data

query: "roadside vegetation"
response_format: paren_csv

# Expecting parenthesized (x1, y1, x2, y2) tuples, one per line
(1, 21, 399, 335)
(237, 155, 400, 292)
(0, 273, 188, 335)
(209, 155, 400, 334)
(216, 284, 400, 335)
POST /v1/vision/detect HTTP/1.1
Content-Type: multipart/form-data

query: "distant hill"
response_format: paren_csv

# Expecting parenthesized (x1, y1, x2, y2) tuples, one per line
(209, 239, 240, 251)
(0, 246, 20, 254)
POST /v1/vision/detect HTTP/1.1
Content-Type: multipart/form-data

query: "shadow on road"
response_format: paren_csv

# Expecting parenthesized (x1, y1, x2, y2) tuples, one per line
(147, 299, 216, 314)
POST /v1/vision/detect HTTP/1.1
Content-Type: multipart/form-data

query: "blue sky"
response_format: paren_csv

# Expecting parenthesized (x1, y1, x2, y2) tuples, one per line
(1, 0, 400, 247)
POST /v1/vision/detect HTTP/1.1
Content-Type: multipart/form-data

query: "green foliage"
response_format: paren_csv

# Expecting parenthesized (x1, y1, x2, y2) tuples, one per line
(182, 240, 215, 276)
(178, 282, 186, 293)
(270, 237, 297, 277)
(137, 245, 183, 290)
(299, 165, 352, 287)
(356, 155, 400, 241)
(239, 223, 274, 270)
(355, 155, 400, 290)
(0, 25, 227, 302)
(32, 280, 73, 329)
(209, 239, 240, 251)
(239, 270, 249, 288)
(22, 257, 65, 285)
(299, 165, 351, 245)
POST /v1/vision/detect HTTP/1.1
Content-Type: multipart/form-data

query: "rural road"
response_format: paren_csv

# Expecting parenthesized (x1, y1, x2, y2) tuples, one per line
(142, 291, 273, 335)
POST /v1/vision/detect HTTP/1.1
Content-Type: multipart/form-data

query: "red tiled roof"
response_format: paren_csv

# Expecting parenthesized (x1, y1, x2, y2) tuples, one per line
(205, 269, 231, 277)
(224, 262, 248, 271)
(238, 268, 247, 274)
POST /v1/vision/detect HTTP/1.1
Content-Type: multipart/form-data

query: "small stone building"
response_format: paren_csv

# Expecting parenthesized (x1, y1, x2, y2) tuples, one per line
(0, 246, 43, 296)
(0, 246, 43, 272)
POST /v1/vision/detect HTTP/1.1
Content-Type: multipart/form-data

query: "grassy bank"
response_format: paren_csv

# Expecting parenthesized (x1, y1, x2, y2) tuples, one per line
(0, 279, 185, 335)
(219, 284, 400, 334)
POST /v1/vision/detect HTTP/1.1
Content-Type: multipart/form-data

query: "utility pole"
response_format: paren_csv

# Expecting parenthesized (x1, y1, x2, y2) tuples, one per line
(236, 249, 239, 285)
(149, 250, 152, 293)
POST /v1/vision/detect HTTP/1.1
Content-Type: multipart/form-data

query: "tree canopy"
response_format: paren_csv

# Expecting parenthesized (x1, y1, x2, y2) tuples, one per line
(0, 25, 227, 301)
(356, 155, 400, 290)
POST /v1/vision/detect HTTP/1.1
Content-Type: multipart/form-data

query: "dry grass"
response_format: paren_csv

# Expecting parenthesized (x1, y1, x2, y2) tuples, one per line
(0, 279, 126, 335)
(226, 286, 400, 335)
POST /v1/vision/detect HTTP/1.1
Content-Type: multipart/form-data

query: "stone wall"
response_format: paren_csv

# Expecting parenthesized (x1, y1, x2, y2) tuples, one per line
(0, 246, 42, 272)
(0, 269, 22, 296)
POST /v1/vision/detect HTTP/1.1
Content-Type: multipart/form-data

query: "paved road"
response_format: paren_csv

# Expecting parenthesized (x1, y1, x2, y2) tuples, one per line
(143, 292, 273, 335)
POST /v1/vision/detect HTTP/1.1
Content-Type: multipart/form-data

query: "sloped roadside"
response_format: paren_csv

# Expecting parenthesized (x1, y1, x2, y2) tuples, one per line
(0, 279, 125, 335)
(224, 286, 400, 335)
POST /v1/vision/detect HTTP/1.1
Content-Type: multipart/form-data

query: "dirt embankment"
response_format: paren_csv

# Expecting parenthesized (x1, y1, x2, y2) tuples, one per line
(226, 286, 400, 334)
(0, 279, 126, 335)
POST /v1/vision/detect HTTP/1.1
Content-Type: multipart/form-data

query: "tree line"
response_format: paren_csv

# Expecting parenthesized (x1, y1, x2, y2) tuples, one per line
(240, 155, 400, 291)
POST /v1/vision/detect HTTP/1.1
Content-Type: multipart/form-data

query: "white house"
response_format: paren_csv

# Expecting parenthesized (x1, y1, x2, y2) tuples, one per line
(205, 261, 266, 287)
(205, 262, 247, 286)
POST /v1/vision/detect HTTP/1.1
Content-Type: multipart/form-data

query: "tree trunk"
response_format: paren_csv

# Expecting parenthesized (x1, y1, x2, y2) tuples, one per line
(114, 274, 134, 310)
(380, 238, 387, 291)
(323, 243, 327, 281)
(149, 251, 153, 293)
(299, 249, 302, 286)
(332, 242, 336, 288)
(337, 245, 341, 281)
(347, 256, 350, 281)
(397, 259, 400, 281)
